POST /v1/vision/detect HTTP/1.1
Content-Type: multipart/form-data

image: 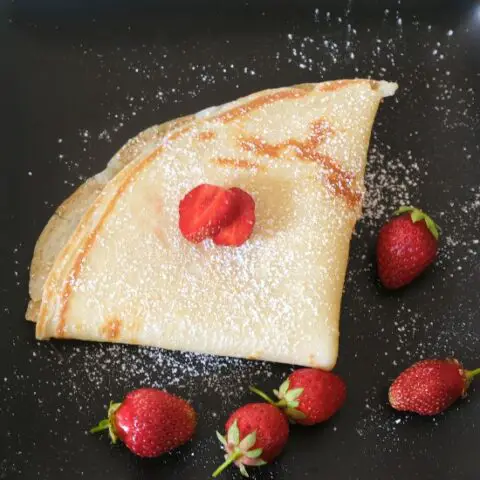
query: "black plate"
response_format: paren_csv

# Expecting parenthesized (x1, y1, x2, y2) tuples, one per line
(1, 1, 480, 479)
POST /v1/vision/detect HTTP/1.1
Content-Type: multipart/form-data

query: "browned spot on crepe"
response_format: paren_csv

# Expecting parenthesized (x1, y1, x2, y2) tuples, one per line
(197, 130, 216, 141)
(101, 317, 122, 340)
(239, 119, 361, 207)
(214, 88, 310, 124)
(168, 125, 192, 142)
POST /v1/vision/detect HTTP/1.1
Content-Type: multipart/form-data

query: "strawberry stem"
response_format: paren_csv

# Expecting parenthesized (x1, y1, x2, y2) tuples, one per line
(466, 368, 480, 380)
(249, 386, 288, 408)
(249, 386, 276, 405)
(90, 401, 121, 444)
(212, 451, 242, 478)
(90, 420, 110, 433)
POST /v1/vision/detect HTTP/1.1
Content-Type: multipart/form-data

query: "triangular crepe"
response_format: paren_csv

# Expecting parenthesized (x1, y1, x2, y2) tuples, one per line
(35, 79, 397, 368)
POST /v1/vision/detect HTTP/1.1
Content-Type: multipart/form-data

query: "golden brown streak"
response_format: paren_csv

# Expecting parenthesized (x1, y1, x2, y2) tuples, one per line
(238, 118, 361, 207)
(197, 131, 216, 141)
(55, 144, 167, 337)
(101, 317, 121, 340)
(214, 88, 309, 124)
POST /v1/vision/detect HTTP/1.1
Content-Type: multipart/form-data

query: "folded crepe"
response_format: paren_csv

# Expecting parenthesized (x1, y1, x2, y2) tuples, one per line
(27, 116, 193, 322)
(32, 79, 397, 368)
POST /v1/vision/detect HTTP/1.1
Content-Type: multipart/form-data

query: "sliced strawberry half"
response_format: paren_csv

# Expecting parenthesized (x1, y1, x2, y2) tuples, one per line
(179, 184, 239, 243)
(213, 187, 256, 247)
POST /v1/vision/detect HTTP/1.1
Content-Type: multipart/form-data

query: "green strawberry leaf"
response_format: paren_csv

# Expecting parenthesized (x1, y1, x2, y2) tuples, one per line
(425, 216, 440, 240)
(394, 206, 439, 240)
(284, 388, 304, 403)
(239, 431, 256, 451)
(91, 401, 121, 441)
(279, 379, 290, 397)
(245, 448, 263, 459)
(394, 206, 415, 215)
(410, 209, 423, 223)
(90, 418, 110, 434)
(250, 459, 267, 467)
(108, 402, 121, 416)
(239, 463, 249, 477)
(107, 401, 121, 444)
(286, 408, 307, 420)
(216, 431, 227, 447)
(272, 389, 280, 398)
(227, 420, 240, 446)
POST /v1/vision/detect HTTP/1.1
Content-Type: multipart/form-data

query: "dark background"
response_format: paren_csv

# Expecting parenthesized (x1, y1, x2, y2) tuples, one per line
(1, 0, 479, 478)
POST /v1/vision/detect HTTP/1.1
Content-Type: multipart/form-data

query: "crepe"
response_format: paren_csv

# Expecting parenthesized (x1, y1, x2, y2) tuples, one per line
(34, 79, 397, 368)
(27, 117, 193, 321)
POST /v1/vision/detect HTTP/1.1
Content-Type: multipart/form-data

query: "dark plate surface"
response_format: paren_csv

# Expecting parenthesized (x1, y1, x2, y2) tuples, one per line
(1, 1, 479, 479)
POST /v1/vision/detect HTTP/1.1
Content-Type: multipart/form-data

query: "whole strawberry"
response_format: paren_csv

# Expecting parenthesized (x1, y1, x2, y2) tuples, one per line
(212, 403, 289, 477)
(389, 359, 480, 415)
(377, 206, 439, 289)
(91, 388, 196, 457)
(251, 368, 346, 425)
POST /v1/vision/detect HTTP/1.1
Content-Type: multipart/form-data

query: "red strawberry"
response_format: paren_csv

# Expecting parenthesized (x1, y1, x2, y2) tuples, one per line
(251, 368, 346, 425)
(377, 206, 439, 289)
(91, 388, 196, 457)
(212, 403, 289, 478)
(389, 359, 480, 415)
(213, 187, 256, 246)
(179, 184, 238, 243)
(178, 184, 256, 246)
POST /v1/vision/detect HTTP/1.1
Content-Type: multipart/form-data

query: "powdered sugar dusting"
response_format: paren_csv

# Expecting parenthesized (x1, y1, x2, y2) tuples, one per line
(44, 6, 479, 410)
(32, 342, 276, 406)
(3, 4, 479, 478)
